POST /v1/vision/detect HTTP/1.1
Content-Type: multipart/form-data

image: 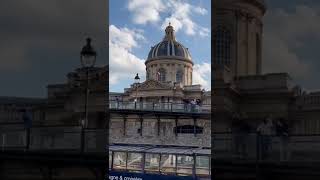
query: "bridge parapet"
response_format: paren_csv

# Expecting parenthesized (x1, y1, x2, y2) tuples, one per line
(0, 125, 107, 153)
(213, 132, 320, 162)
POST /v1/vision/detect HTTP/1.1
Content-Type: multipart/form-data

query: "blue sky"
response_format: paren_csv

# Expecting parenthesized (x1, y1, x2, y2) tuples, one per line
(109, 0, 211, 92)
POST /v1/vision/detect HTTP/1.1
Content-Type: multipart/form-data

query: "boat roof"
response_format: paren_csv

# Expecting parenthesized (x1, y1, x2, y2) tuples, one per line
(109, 145, 210, 156)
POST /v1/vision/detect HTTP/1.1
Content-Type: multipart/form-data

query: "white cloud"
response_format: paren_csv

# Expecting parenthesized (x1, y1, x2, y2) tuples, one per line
(127, 0, 165, 24)
(263, 33, 310, 78)
(193, 6, 208, 15)
(109, 25, 145, 51)
(160, 0, 208, 37)
(127, 0, 210, 37)
(199, 27, 210, 37)
(109, 25, 145, 86)
(262, 5, 320, 79)
(193, 62, 211, 90)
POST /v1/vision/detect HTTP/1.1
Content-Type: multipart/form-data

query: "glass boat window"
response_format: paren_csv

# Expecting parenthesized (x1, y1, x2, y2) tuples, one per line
(145, 153, 160, 173)
(177, 155, 194, 176)
(127, 152, 143, 172)
(196, 155, 210, 176)
(113, 152, 127, 170)
(160, 154, 176, 175)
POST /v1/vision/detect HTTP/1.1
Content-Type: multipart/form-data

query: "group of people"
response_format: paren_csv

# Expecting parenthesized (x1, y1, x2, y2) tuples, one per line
(183, 99, 202, 112)
(231, 113, 290, 161)
(256, 115, 289, 161)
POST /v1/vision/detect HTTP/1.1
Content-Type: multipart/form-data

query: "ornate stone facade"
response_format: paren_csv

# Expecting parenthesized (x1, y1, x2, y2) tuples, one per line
(109, 24, 211, 148)
(213, 0, 320, 135)
(146, 24, 193, 86)
(213, 0, 265, 76)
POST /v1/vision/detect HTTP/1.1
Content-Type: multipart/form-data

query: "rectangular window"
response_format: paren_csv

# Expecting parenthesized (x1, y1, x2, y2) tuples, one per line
(145, 153, 160, 173)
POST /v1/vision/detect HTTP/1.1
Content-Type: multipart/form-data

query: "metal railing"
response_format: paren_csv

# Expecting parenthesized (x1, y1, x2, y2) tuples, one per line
(0, 126, 107, 153)
(213, 132, 320, 162)
(109, 101, 211, 113)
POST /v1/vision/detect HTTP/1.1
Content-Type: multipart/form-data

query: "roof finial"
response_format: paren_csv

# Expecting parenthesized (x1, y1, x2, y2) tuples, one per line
(164, 22, 175, 41)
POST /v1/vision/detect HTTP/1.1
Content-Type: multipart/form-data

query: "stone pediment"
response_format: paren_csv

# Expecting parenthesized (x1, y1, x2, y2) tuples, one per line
(137, 79, 171, 90)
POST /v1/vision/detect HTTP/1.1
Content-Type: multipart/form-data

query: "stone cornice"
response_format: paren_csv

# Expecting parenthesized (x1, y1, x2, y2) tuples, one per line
(145, 56, 194, 65)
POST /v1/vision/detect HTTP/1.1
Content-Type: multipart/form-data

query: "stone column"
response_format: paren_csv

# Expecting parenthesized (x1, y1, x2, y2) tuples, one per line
(184, 65, 188, 86)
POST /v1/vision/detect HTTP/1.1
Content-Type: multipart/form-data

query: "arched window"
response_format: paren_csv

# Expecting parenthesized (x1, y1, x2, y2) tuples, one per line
(256, 33, 261, 74)
(213, 27, 231, 65)
(146, 70, 150, 80)
(176, 69, 183, 83)
(157, 68, 166, 82)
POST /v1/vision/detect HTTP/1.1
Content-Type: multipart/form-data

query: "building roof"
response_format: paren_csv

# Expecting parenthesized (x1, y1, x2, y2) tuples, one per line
(109, 145, 210, 155)
(146, 23, 192, 63)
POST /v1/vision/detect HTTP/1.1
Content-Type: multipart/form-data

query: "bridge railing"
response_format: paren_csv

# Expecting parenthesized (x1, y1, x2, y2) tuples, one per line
(213, 132, 320, 162)
(0, 126, 107, 153)
(109, 100, 211, 113)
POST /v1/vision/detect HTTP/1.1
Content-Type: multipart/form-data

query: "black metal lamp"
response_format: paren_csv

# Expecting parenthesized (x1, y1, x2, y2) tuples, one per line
(79, 37, 96, 153)
(80, 38, 96, 68)
(134, 73, 140, 84)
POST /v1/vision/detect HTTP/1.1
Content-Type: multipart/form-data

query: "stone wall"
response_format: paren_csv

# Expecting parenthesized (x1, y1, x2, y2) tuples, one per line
(109, 115, 211, 148)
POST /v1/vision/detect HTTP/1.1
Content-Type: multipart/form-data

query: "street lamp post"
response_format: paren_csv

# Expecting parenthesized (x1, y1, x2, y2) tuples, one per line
(134, 73, 140, 109)
(80, 37, 96, 153)
(172, 82, 177, 112)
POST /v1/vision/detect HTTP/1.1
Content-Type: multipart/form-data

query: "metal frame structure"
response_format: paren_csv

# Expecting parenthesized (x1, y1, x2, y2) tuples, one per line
(109, 145, 211, 180)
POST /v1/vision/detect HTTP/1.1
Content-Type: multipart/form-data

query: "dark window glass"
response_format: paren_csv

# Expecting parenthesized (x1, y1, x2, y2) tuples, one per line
(213, 27, 231, 65)
(157, 68, 166, 82)
(146, 71, 150, 80)
(176, 69, 183, 83)
(256, 33, 261, 73)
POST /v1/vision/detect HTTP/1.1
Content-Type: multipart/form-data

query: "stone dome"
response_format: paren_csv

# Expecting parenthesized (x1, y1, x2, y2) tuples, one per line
(146, 23, 192, 63)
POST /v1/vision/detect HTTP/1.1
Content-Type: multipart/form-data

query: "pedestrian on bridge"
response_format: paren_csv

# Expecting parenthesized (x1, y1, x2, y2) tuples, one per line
(191, 99, 196, 112)
(231, 113, 250, 159)
(257, 116, 273, 160)
(22, 108, 32, 150)
(275, 118, 289, 161)
(115, 96, 119, 109)
(183, 99, 189, 112)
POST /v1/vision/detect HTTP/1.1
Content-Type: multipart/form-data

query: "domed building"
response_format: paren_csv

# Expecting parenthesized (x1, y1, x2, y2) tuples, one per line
(109, 23, 212, 179)
(112, 23, 211, 106)
(146, 23, 193, 86)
